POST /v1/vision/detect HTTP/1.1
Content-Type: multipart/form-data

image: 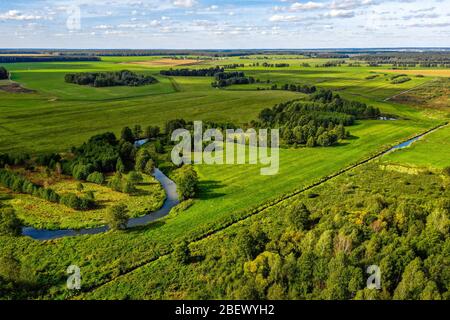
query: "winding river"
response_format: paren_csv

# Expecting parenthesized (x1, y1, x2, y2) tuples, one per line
(20, 125, 444, 241)
(21, 169, 179, 241)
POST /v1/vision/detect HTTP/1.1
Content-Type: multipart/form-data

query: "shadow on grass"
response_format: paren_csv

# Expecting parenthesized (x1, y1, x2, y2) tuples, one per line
(198, 180, 226, 200)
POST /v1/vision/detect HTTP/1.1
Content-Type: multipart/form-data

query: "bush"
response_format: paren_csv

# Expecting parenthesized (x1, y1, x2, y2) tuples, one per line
(106, 204, 129, 231)
(86, 171, 105, 185)
(0, 208, 22, 236)
(0, 66, 9, 80)
(443, 167, 450, 177)
(175, 165, 199, 201)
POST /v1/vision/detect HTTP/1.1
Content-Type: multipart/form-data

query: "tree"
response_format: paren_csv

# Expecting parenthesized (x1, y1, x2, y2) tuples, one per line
(133, 125, 142, 139)
(0, 67, 9, 80)
(86, 171, 105, 185)
(286, 202, 311, 231)
(144, 159, 155, 175)
(173, 241, 190, 264)
(127, 171, 143, 184)
(106, 204, 129, 231)
(393, 258, 428, 300)
(145, 126, 160, 139)
(176, 165, 198, 201)
(306, 136, 315, 148)
(0, 208, 22, 236)
(135, 149, 151, 172)
(116, 158, 125, 173)
(120, 126, 134, 143)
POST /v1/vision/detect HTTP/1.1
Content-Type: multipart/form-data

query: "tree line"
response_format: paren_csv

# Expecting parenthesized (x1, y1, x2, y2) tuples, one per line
(65, 70, 157, 87)
(0, 56, 100, 63)
(160, 67, 224, 77)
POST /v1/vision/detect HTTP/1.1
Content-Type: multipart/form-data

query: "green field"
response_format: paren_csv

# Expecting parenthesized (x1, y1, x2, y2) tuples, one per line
(0, 55, 449, 299)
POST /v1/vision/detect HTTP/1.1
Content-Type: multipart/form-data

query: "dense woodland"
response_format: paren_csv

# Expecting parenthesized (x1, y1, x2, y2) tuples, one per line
(65, 70, 157, 87)
(254, 90, 381, 147)
(119, 164, 448, 300)
(0, 56, 100, 63)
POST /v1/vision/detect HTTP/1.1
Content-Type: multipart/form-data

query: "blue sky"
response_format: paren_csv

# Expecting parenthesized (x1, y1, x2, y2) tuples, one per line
(0, 0, 449, 48)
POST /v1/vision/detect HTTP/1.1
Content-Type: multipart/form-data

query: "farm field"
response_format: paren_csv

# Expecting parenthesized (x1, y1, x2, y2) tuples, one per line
(0, 52, 449, 301)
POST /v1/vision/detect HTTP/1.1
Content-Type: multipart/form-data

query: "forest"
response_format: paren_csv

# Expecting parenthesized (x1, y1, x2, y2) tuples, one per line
(255, 90, 381, 147)
(65, 70, 157, 87)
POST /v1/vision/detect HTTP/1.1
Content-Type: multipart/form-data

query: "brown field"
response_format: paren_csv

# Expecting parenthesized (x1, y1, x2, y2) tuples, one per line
(392, 78, 450, 111)
(0, 83, 35, 93)
(123, 58, 201, 67)
(377, 69, 450, 77)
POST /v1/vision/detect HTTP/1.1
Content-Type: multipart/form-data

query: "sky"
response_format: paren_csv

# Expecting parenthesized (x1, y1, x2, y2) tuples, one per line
(0, 0, 449, 49)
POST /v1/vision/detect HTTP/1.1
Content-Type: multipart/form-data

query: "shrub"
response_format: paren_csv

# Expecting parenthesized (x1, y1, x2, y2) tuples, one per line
(86, 171, 105, 185)
(0, 208, 22, 236)
(106, 204, 129, 231)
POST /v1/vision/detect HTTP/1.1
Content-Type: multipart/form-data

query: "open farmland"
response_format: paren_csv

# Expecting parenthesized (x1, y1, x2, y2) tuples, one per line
(0, 51, 449, 301)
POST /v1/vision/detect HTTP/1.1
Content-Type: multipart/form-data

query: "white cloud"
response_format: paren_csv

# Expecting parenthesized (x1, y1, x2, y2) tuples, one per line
(0, 10, 42, 21)
(323, 10, 355, 18)
(173, 0, 197, 8)
(269, 14, 301, 22)
(290, 2, 325, 11)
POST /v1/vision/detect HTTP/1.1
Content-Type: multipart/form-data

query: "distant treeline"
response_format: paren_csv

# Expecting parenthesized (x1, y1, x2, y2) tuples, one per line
(0, 66, 9, 80)
(160, 67, 224, 77)
(254, 89, 381, 147)
(0, 56, 100, 63)
(65, 70, 157, 87)
(354, 52, 450, 67)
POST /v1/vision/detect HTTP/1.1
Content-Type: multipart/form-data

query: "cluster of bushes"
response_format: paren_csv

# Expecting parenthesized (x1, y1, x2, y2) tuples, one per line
(222, 64, 245, 69)
(255, 90, 380, 147)
(0, 169, 93, 210)
(65, 70, 157, 87)
(0, 66, 9, 80)
(275, 83, 317, 94)
(0, 153, 30, 167)
(391, 76, 411, 84)
(211, 71, 255, 88)
(160, 67, 224, 77)
(108, 171, 142, 194)
(317, 60, 346, 67)
(261, 62, 290, 68)
(365, 74, 379, 80)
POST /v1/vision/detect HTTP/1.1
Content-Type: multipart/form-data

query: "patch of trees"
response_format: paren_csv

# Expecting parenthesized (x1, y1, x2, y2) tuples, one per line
(65, 70, 157, 87)
(211, 71, 255, 88)
(0, 169, 93, 210)
(0, 56, 100, 63)
(222, 64, 245, 69)
(261, 62, 290, 68)
(0, 208, 22, 236)
(317, 60, 346, 67)
(255, 90, 380, 147)
(173, 165, 199, 201)
(275, 83, 317, 94)
(0, 66, 9, 80)
(391, 77, 411, 84)
(160, 67, 224, 77)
